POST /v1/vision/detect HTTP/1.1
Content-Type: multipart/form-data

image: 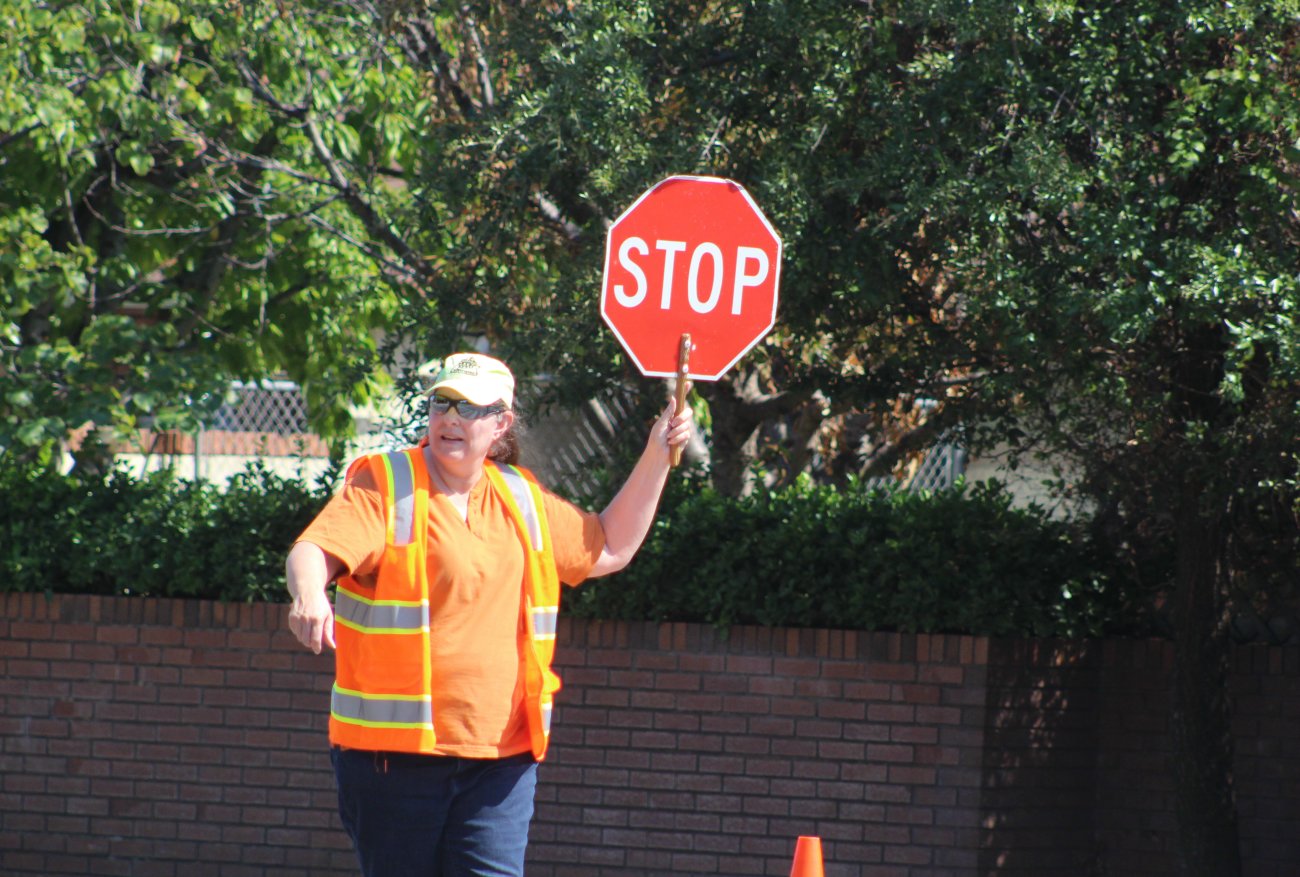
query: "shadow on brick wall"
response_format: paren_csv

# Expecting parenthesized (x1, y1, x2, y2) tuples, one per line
(979, 641, 1107, 873)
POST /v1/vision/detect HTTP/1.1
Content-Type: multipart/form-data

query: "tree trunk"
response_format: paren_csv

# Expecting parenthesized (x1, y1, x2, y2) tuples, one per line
(1169, 485, 1241, 877)
(700, 370, 822, 498)
(704, 382, 762, 498)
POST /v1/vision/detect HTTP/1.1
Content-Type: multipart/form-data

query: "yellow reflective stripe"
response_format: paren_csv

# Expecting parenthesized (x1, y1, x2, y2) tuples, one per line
(331, 716, 428, 730)
(331, 685, 433, 728)
(336, 589, 426, 631)
(335, 616, 426, 636)
(333, 719, 432, 731)
(333, 684, 428, 700)
(339, 589, 420, 604)
(493, 463, 543, 551)
(387, 451, 416, 546)
(366, 449, 417, 547)
(374, 452, 397, 546)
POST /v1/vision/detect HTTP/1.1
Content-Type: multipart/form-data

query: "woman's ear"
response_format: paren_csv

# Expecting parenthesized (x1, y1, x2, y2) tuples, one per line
(494, 410, 515, 440)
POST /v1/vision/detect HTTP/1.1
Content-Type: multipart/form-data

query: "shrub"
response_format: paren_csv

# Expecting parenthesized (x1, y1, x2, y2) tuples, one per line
(565, 476, 1143, 638)
(0, 462, 331, 602)
(0, 460, 1145, 636)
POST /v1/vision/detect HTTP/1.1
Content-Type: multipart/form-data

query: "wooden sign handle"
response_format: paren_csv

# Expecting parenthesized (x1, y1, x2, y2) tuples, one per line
(670, 334, 691, 468)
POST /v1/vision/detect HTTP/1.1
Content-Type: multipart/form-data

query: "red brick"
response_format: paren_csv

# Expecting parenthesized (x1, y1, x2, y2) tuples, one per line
(769, 698, 815, 717)
(866, 662, 917, 682)
(10, 621, 54, 640)
(844, 680, 892, 700)
(818, 740, 866, 760)
(770, 737, 819, 759)
(818, 698, 866, 721)
(719, 694, 771, 714)
(654, 672, 701, 691)
(866, 742, 914, 763)
(868, 702, 915, 724)
(747, 674, 794, 696)
(773, 656, 823, 678)
(724, 654, 773, 675)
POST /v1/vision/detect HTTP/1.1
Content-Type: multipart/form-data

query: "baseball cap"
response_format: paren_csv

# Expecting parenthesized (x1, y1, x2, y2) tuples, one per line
(425, 353, 515, 408)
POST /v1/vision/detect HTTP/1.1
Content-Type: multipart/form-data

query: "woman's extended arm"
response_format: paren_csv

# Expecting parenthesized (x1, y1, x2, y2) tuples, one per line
(286, 541, 345, 654)
(588, 399, 694, 578)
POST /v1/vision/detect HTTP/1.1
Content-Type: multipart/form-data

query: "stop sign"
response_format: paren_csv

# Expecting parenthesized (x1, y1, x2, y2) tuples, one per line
(601, 175, 782, 380)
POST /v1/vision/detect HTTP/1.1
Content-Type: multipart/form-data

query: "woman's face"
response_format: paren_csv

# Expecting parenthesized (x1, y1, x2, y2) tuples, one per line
(425, 394, 513, 472)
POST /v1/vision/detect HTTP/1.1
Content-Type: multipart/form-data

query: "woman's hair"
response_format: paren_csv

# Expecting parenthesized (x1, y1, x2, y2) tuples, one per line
(488, 407, 526, 465)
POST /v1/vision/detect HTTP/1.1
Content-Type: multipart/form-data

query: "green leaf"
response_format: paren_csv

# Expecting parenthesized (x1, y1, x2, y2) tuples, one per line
(127, 151, 154, 176)
(190, 18, 215, 41)
(54, 23, 85, 52)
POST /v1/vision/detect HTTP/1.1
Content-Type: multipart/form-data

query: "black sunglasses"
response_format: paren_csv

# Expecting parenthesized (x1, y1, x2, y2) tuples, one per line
(429, 395, 506, 420)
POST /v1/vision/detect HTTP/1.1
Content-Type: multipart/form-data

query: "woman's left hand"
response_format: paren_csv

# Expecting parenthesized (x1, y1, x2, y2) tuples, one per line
(650, 396, 694, 456)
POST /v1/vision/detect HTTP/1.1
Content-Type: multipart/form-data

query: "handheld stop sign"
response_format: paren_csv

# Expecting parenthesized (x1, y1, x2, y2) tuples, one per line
(600, 175, 783, 465)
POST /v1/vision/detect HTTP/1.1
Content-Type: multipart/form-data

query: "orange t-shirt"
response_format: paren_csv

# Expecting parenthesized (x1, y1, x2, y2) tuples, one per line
(297, 458, 605, 759)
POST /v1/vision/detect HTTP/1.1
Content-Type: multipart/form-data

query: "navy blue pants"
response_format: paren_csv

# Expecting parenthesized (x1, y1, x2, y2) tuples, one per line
(330, 748, 538, 877)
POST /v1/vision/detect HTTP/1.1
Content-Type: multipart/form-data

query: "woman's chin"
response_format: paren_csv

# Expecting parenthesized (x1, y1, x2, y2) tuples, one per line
(428, 438, 474, 463)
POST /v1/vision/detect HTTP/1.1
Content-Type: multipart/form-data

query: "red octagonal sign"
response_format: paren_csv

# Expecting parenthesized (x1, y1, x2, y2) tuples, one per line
(601, 175, 782, 380)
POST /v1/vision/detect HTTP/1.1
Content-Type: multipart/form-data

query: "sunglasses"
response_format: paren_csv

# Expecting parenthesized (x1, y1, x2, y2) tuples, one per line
(429, 395, 506, 420)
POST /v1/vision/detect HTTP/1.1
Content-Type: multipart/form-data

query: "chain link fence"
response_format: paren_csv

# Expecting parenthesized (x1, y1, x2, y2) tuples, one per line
(121, 379, 967, 494)
(121, 380, 332, 483)
(209, 380, 311, 436)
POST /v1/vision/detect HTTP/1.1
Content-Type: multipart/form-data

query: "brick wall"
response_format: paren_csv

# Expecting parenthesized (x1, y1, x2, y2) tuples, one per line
(531, 622, 991, 876)
(0, 593, 351, 877)
(1, 594, 1297, 877)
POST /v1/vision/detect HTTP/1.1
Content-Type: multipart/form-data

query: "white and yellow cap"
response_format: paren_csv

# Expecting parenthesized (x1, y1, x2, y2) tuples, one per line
(425, 352, 515, 408)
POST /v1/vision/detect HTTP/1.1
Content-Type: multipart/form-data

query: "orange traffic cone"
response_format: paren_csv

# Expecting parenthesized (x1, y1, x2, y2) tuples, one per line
(790, 835, 824, 877)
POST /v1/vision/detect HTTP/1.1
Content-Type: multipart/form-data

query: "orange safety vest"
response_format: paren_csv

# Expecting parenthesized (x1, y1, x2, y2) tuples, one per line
(328, 447, 562, 760)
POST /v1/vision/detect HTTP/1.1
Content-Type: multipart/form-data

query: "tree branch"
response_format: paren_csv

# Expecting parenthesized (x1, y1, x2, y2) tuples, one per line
(233, 55, 309, 117)
(301, 111, 439, 288)
(231, 51, 440, 289)
(534, 191, 583, 241)
(396, 17, 478, 118)
(461, 8, 495, 110)
(856, 418, 947, 480)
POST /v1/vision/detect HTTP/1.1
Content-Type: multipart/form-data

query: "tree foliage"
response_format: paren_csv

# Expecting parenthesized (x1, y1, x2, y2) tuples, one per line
(4, 4, 1297, 870)
(0, 0, 422, 469)
(379, 0, 1299, 499)
(360, 3, 1300, 871)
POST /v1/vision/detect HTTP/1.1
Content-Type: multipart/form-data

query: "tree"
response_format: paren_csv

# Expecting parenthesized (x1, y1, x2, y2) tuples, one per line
(6, 3, 1296, 868)
(0, 0, 422, 471)
(379, 0, 941, 492)
(374, 3, 1299, 872)
(868, 6, 1300, 872)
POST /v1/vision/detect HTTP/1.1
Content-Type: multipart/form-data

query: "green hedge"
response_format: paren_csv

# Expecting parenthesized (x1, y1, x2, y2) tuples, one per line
(0, 463, 1142, 636)
(0, 463, 331, 603)
(567, 476, 1140, 638)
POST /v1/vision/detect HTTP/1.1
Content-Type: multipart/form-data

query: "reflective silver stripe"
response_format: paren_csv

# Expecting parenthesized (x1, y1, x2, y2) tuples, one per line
(531, 606, 558, 639)
(331, 686, 433, 727)
(541, 700, 552, 734)
(494, 463, 542, 551)
(335, 590, 425, 631)
(388, 451, 416, 546)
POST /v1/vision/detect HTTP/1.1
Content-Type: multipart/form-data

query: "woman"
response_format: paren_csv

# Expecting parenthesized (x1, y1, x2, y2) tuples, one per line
(285, 352, 692, 877)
